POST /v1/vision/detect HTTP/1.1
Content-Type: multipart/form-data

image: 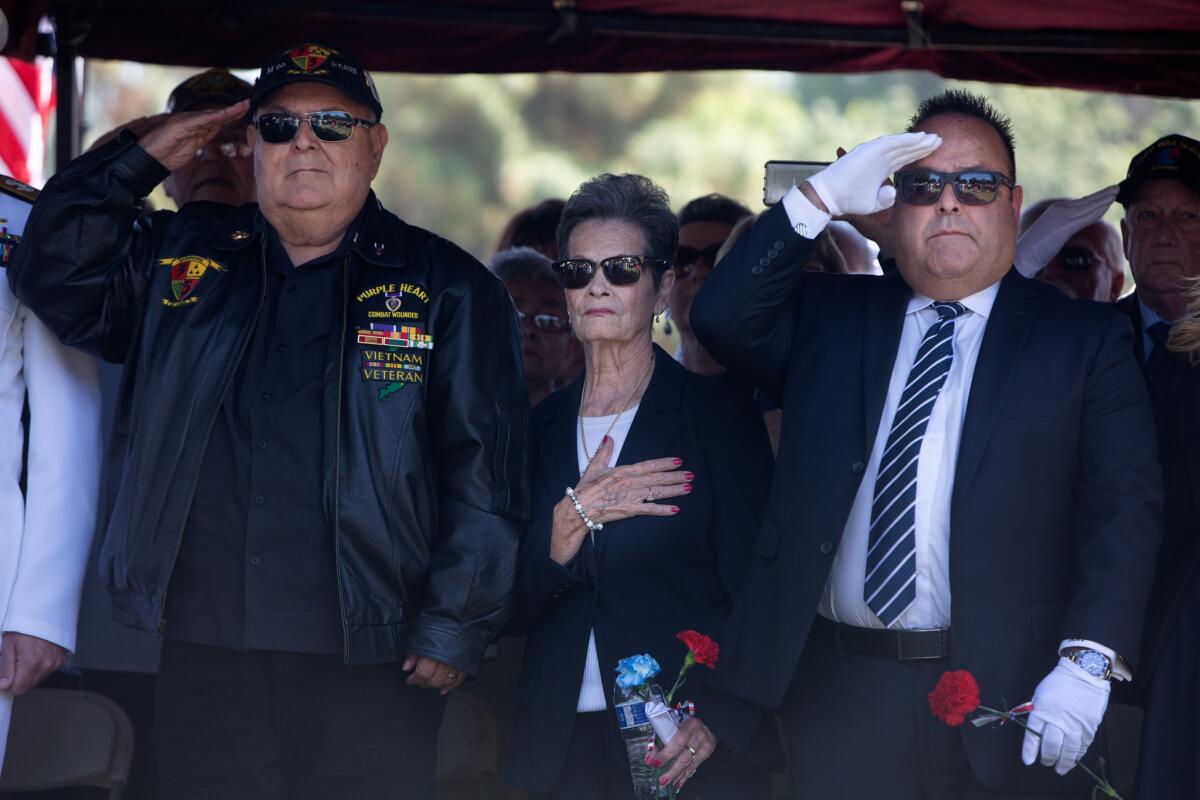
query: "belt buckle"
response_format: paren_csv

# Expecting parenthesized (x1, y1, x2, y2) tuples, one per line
(896, 628, 947, 661)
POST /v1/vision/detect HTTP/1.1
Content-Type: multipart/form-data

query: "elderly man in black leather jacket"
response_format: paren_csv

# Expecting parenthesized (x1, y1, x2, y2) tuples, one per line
(9, 42, 529, 799)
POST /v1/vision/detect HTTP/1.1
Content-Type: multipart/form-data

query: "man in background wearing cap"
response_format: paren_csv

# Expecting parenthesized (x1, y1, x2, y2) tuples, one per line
(9, 42, 528, 798)
(1115, 134, 1200, 362)
(88, 67, 256, 209)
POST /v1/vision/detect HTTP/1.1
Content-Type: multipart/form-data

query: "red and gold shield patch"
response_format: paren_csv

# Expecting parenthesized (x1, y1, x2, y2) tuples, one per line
(158, 256, 224, 307)
(289, 44, 334, 73)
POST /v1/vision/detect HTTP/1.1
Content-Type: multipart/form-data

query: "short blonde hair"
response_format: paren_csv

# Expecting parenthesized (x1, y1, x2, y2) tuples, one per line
(1168, 276, 1200, 364)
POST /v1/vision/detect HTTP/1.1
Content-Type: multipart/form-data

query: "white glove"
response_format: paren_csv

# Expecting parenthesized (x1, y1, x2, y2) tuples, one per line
(1014, 185, 1118, 277)
(1020, 657, 1110, 776)
(807, 132, 942, 218)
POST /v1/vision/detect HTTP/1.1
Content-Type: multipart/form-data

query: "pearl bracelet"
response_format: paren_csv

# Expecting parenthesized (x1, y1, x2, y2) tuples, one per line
(565, 487, 603, 532)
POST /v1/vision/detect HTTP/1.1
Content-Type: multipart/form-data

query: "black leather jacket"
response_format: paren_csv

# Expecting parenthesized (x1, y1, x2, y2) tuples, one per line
(8, 135, 530, 672)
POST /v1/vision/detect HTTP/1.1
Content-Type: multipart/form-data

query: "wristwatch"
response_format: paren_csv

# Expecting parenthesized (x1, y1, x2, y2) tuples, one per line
(1065, 648, 1113, 680)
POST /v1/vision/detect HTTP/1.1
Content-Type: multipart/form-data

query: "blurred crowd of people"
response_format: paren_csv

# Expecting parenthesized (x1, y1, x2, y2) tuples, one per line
(2, 40, 1199, 800)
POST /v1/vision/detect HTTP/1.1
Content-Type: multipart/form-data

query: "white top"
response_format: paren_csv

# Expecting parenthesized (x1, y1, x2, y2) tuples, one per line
(818, 285, 998, 629)
(574, 405, 639, 713)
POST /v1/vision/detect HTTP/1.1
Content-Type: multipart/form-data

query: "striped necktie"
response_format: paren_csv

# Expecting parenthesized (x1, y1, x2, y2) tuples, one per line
(864, 300, 967, 628)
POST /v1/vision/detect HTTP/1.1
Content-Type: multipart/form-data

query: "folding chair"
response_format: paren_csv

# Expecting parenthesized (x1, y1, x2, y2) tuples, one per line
(0, 688, 134, 799)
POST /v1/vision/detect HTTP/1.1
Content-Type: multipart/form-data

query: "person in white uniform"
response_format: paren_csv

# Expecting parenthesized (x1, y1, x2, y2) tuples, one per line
(0, 178, 102, 772)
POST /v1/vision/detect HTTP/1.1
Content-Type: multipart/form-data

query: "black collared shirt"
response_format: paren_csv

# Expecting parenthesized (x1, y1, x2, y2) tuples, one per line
(165, 207, 367, 654)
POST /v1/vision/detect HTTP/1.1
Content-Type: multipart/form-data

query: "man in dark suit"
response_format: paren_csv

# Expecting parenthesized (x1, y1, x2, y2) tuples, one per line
(692, 90, 1162, 798)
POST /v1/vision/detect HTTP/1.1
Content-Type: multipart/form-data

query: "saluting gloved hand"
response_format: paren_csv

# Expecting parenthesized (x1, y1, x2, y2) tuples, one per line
(805, 132, 942, 217)
(1015, 185, 1119, 278)
(1020, 657, 1110, 776)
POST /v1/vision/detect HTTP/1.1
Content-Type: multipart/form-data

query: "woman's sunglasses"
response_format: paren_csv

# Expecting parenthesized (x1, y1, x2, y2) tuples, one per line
(550, 255, 668, 290)
(894, 169, 1014, 206)
(252, 110, 375, 144)
(517, 311, 569, 333)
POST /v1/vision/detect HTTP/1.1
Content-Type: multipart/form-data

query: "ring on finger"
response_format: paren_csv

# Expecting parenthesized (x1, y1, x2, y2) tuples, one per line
(687, 746, 697, 762)
(447, 671, 458, 680)
(645, 487, 656, 502)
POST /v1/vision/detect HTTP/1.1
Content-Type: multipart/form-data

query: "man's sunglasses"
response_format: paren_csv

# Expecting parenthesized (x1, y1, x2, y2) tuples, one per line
(1057, 246, 1096, 271)
(517, 311, 569, 333)
(674, 243, 723, 275)
(894, 170, 1014, 206)
(252, 111, 375, 144)
(550, 255, 668, 290)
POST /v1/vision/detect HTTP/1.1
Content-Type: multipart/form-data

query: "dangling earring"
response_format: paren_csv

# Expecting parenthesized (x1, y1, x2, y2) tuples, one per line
(655, 310, 663, 325)
(662, 308, 673, 335)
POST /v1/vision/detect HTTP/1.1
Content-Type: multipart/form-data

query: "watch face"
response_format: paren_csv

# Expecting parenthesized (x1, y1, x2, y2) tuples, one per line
(1077, 651, 1109, 677)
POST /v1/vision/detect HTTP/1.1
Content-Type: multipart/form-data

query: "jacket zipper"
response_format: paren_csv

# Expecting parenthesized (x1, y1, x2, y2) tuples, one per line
(334, 255, 351, 661)
(157, 237, 268, 633)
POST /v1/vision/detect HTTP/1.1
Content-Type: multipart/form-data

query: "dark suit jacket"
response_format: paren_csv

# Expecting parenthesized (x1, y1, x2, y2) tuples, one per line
(504, 346, 779, 793)
(1116, 292, 1200, 692)
(691, 203, 1163, 793)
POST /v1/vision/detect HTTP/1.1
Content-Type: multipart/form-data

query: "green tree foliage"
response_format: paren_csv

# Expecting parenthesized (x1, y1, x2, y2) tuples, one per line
(82, 61, 1200, 261)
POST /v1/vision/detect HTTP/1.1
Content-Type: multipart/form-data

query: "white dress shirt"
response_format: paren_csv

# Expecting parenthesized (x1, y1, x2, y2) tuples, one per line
(574, 406, 639, 713)
(818, 285, 997, 629)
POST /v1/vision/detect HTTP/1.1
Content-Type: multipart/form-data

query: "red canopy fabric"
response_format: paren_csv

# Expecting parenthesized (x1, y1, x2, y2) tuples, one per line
(4, 0, 1199, 98)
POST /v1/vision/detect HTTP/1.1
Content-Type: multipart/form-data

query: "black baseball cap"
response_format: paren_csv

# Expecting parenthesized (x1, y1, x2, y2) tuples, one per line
(167, 68, 253, 113)
(252, 43, 383, 120)
(1116, 134, 1200, 206)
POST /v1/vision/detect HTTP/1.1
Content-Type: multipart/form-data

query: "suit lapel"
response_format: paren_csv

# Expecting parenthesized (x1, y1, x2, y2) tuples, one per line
(537, 375, 603, 571)
(863, 271, 912, 456)
(951, 269, 1040, 513)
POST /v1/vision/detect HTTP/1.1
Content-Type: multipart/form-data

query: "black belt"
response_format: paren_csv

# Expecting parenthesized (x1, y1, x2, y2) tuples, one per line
(822, 617, 951, 660)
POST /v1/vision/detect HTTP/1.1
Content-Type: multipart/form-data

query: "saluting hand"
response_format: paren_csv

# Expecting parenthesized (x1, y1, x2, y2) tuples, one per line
(550, 436, 692, 566)
(137, 100, 250, 172)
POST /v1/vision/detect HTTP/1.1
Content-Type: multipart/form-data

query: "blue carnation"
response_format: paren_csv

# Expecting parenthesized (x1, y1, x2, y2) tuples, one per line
(615, 654, 661, 689)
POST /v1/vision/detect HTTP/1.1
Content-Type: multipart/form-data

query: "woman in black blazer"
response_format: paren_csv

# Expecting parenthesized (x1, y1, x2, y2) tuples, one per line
(504, 173, 778, 800)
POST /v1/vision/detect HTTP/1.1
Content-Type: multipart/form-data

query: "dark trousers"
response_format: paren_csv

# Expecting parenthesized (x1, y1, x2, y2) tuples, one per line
(530, 711, 772, 800)
(1137, 571, 1200, 798)
(782, 618, 1083, 800)
(155, 640, 446, 800)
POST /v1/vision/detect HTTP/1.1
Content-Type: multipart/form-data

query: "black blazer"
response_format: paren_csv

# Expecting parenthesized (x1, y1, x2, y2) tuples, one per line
(1116, 293, 1200, 690)
(505, 347, 778, 793)
(691, 203, 1163, 794)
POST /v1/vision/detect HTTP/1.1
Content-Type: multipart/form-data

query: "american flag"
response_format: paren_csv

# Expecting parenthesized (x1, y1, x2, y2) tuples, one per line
(0, 56, 54, 185)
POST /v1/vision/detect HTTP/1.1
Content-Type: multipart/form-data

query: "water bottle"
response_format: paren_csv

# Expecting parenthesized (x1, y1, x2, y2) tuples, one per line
(613, 682, 668, 799)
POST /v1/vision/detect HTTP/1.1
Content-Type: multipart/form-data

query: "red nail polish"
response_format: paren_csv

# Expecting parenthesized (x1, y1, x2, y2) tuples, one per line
(673, 458, 682, 466)
(652, 759, 663, 768)
(604, 436, 612, 444)
(660, 777, 670, 786)
(683, 484, 693, 492)
(684, 472, 695, 481)
(671, 506, 680, 514)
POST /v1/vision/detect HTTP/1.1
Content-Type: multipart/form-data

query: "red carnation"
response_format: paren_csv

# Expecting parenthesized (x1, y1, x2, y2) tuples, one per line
(676, 630, 719, 668)
(928, 670, 981, 727)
